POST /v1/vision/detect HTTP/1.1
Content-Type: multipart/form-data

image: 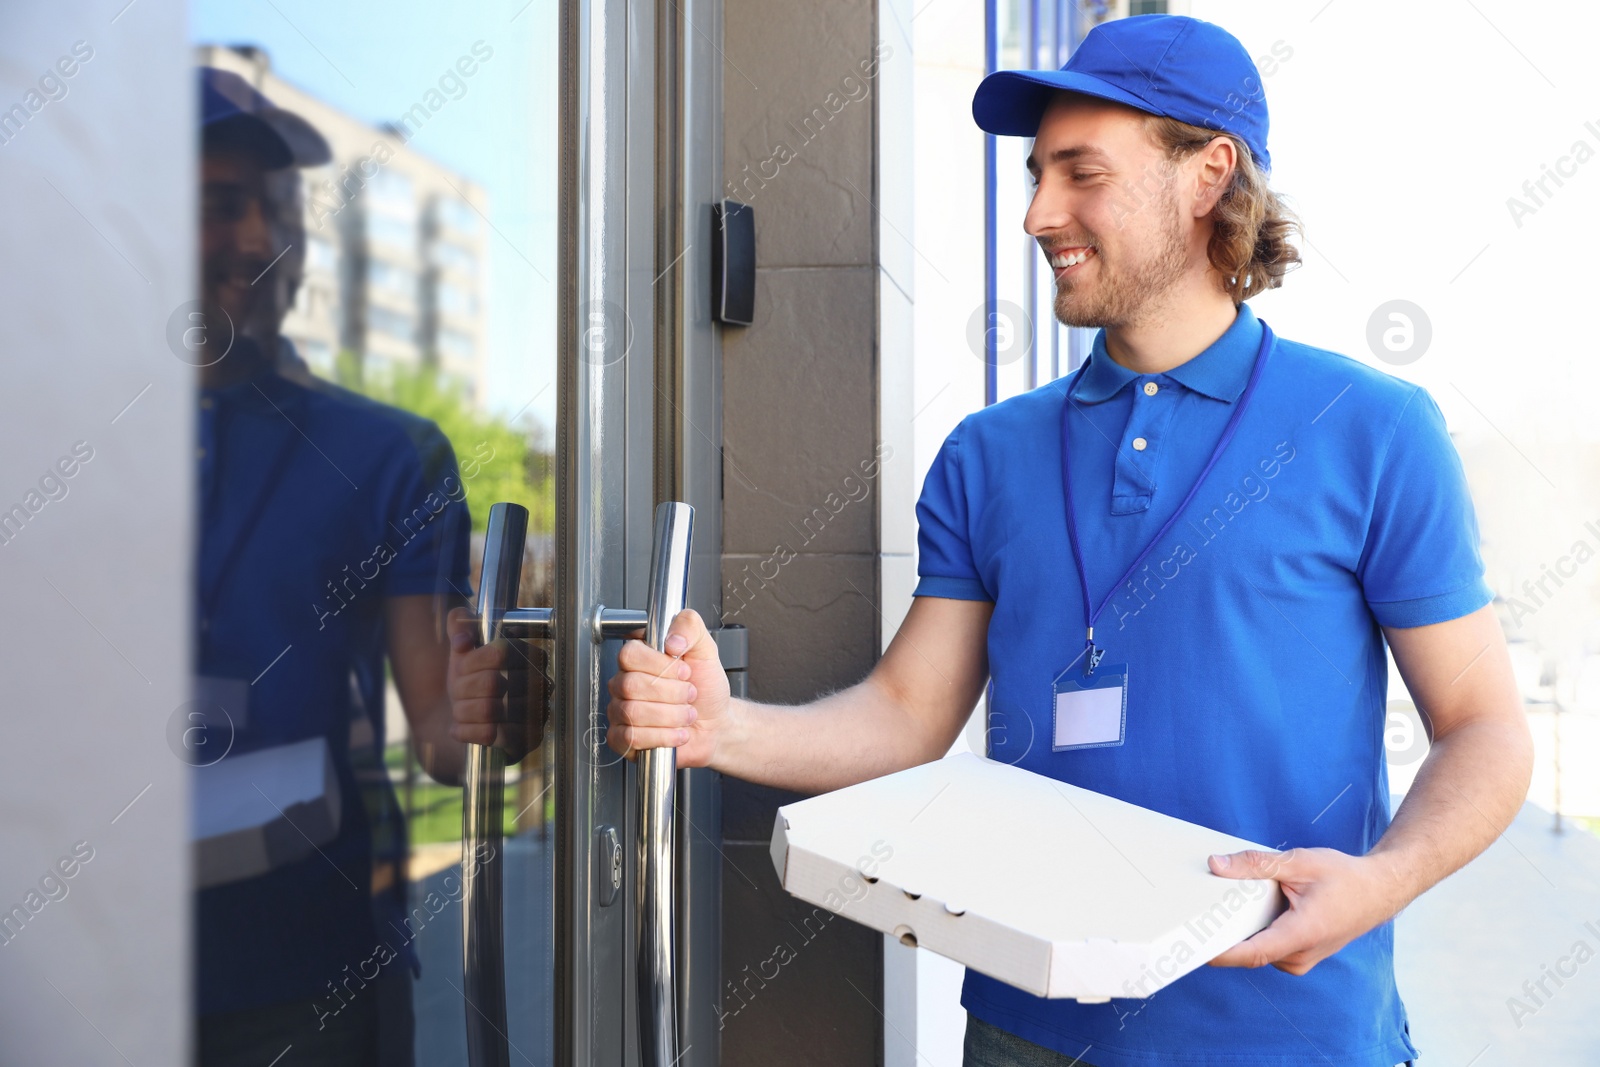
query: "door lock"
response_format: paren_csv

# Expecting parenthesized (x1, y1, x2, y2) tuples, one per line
(597, 825, 622, 906)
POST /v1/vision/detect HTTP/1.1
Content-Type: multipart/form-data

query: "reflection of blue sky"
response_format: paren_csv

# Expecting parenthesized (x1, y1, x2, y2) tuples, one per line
(192, 0, 558, 434)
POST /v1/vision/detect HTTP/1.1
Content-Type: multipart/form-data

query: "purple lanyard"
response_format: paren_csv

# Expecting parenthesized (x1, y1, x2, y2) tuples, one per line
(1061, 321, 1276, 673)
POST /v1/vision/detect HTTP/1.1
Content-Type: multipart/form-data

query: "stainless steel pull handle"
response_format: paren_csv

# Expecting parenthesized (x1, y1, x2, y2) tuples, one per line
(639, 501, 694, 1067)
(460, 501, 690, 1067)
(463, 502, 526, 1067)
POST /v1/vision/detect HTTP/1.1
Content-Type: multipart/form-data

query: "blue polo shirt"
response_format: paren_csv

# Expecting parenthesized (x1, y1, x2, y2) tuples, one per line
(195, 355, 472, 1015)
(913, 303, 1490, 1067)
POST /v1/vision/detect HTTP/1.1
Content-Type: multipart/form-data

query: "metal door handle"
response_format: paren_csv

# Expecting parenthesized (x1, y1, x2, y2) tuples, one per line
(461, 500, 693, 1067)
(639, 502, 693, 1067)
(463, 503, 526, 1067)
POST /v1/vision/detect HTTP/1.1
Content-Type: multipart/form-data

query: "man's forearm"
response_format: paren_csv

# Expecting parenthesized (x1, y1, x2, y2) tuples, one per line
(412, 700, 467, 787)
(712, 676, 954, 794)
(1365, 716, 1534, 909)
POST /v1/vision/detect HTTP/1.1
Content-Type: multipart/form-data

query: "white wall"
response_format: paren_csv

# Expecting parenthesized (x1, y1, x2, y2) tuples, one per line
(0, 3, 193, 1063)
(879, 0, 991, 1061)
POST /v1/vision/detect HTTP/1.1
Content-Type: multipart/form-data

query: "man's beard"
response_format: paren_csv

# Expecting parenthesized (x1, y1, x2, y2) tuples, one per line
(1052, 195, 1190, 330)
(202, 255, 288, 348)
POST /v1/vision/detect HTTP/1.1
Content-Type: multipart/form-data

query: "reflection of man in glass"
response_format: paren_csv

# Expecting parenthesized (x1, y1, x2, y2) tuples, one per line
(194, 67, 473, 1066)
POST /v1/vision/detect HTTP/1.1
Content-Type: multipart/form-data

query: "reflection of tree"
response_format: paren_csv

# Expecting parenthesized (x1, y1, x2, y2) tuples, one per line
(332, 349, 553, 536)
(339, 350, 558, 841)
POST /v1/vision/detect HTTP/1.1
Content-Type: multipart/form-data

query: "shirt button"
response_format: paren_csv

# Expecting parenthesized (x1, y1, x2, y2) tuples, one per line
(1143, 381, 1159, 396)
(200, 397, 214, 410)
(1132, 437, 1148, 451)
(196, 446, 207, 459)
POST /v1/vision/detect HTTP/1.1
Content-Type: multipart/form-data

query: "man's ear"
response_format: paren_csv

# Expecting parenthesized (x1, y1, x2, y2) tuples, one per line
(1191, 136, 1238, 218)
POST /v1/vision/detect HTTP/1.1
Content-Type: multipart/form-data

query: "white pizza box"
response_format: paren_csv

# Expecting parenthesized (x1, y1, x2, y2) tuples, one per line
(192, 736, 342, 889)
(770, 752, 1284, 1002)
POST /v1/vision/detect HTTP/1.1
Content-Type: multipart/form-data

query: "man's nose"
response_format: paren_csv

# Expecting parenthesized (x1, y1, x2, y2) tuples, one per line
(1023, 182, 1071, 241)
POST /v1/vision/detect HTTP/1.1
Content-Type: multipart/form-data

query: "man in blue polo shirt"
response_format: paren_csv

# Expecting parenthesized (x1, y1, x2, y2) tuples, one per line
(452, 13, 1533, 1067)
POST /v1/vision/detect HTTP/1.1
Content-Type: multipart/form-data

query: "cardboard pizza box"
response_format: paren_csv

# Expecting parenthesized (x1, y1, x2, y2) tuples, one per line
(770, 752, 1284, 1002)
(192, 736, 341, 889)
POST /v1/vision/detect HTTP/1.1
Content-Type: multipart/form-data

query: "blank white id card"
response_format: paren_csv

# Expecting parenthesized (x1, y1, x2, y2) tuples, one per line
(1051, 663, 1128, 751)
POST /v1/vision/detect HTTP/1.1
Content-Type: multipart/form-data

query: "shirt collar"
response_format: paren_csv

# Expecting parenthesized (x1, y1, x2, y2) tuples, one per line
(1068, 303, 1262, 404)
(200, 342, 306, 415)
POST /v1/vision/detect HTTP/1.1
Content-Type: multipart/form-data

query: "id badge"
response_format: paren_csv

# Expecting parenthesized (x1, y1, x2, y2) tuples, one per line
(1051, 662, 1127, 751)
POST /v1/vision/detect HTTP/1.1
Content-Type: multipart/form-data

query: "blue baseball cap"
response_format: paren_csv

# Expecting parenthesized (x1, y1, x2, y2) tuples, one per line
(199, 66, 331, 168)
(972, 14, 1271, 173)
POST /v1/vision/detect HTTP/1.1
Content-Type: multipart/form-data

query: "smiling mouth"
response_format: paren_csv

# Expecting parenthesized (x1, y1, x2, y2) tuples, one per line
(1048, 246, 1096, 278)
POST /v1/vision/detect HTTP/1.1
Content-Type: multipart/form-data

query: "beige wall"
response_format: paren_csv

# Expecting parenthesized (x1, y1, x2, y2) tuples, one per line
(717, 0, 893, 1062)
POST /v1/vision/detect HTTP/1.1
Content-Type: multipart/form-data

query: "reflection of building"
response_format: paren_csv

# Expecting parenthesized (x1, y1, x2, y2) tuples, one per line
(198, 45, 489, 405)
(1077, 0, 1189, 24)
(1062, 0, 1190, 26)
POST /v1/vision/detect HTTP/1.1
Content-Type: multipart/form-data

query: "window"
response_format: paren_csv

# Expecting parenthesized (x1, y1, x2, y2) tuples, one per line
(306, 235, 337, 273)
(368, 213, 416, 252)
(368, 305, 414, 342)
(438, 280, 476, 318)
(436, 196, 479, 236)
(292, 284, 334, 320)
(438, 328, 475, 360)
(366, 169, 414, 216)
(367, 259, 416, 298)
(432, 239, 477, 277)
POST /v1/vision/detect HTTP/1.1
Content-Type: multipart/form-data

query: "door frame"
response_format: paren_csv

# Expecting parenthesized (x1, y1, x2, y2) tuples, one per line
(555, 0, 725, 1061)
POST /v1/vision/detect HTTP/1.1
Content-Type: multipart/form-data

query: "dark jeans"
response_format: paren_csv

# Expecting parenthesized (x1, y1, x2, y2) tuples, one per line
(198, 966, 413, 1067)
(962, 1014, 1416, 1067)
(964, 1016, 1100, 1067)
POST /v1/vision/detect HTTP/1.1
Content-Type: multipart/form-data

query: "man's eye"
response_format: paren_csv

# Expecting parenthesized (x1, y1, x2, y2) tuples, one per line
(203, 190, 246, 221)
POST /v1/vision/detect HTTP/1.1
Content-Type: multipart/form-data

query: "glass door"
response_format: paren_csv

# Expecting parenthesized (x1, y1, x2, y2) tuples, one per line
(184, 0, 724, 1063)
(186, 3, 564, 1064)
(183, 0, 726, 1062)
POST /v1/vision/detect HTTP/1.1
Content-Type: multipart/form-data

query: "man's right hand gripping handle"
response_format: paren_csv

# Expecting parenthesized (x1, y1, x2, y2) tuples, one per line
(605, 607, 730, 768)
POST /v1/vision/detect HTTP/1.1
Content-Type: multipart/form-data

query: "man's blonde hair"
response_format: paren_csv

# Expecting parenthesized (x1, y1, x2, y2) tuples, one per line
(1145, 115, 1302, 303)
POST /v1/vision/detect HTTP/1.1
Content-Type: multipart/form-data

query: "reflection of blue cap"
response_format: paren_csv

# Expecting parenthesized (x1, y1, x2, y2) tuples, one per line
(972, 15, 1271, 173)
(199, 66, 331, 168)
